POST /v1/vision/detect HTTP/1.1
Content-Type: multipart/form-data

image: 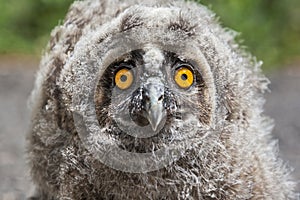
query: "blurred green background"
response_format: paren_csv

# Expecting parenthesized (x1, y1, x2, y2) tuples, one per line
(0, 0, 299, 70)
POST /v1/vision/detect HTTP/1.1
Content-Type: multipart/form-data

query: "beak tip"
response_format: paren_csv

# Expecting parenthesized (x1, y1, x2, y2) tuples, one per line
(147, 109, 166, 132)
(150, 122, 159, 132)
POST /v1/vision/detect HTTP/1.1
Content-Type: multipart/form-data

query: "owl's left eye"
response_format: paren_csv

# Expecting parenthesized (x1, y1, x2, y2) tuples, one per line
(174, 65, 194, 89)
(115, 68, 134, 90)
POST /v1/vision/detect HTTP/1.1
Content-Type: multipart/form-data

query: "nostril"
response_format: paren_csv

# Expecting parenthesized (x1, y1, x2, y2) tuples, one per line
(158, 95, 163, 102)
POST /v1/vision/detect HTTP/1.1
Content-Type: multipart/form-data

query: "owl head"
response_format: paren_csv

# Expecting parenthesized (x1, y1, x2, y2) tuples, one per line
(58, 1, 267, 173)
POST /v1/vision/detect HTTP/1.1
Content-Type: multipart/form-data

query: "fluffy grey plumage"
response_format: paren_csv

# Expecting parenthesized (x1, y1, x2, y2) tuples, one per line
(27, 0, 296, 199)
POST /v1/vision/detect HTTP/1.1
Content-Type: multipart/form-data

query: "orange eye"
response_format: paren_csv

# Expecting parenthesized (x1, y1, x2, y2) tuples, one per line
(115, 68, 134, 90)
(174, 67, 194, 89)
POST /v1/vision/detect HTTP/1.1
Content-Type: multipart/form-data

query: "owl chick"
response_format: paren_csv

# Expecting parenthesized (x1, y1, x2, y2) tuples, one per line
(27, 0, 296, 199)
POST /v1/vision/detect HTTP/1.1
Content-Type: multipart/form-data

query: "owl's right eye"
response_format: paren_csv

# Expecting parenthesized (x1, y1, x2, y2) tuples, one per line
(115, 68, 134, 90)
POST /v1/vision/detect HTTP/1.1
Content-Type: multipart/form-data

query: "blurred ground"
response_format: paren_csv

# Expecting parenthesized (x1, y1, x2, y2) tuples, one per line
(0, 56, 37, 199)
(0, 56, 299, 199)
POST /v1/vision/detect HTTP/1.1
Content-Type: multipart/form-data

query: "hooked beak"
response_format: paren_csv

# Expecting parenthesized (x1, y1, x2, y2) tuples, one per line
(129, 83, 167, 132)
(146, 86, 166, 132)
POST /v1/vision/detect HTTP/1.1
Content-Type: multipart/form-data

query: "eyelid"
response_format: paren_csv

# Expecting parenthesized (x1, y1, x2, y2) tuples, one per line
(113, 62, 135, 76)
(173, 61, 194, 70)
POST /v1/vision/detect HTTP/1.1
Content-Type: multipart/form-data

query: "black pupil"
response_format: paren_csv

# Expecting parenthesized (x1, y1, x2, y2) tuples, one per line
(181, 74, 188, 81)
(120, 75, 127, 82)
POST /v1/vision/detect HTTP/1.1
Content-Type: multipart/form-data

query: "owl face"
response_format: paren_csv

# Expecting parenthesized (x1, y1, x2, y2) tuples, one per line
(94, 47, 212, 153)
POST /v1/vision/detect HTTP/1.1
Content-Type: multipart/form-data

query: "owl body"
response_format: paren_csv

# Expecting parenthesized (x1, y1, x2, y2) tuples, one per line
(27, 0, 296, 199)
